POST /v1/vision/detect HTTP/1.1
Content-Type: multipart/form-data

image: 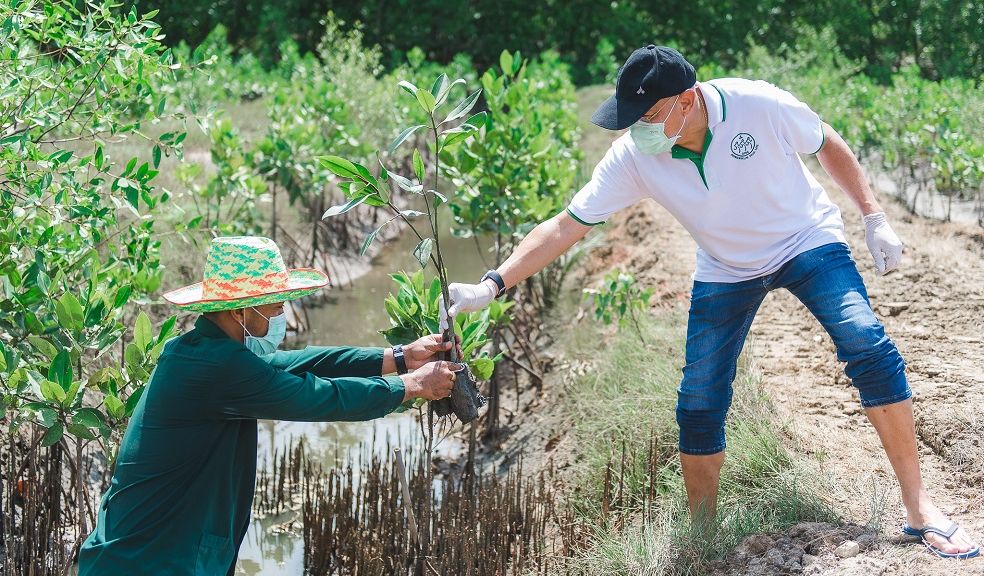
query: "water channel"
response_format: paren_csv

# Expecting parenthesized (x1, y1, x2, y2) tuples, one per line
(235, 234, 490, 575)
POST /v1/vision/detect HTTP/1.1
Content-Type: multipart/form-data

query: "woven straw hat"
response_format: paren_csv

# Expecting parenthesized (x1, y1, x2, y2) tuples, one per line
(162, 236, 329, 312)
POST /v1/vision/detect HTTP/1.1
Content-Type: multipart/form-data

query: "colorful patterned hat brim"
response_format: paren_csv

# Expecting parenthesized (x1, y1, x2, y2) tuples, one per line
(163, 269, 329, 312)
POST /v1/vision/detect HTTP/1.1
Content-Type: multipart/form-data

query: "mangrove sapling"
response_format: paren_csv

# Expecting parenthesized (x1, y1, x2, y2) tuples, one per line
(583, 270, 653, 345)
(320, 73, 491, 573)
(319, 73, 489, 424)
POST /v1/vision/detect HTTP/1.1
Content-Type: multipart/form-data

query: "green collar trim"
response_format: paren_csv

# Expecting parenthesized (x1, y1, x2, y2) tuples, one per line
(710, 83, 726, 121)
(671, 129, 714, 188)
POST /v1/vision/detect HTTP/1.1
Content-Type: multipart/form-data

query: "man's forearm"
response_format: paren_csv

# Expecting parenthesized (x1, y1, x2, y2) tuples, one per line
(816, 122, 882, 216)
(496, 210, 590, 289)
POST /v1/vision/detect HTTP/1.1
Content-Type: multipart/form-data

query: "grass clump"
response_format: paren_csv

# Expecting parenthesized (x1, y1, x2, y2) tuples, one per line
(557, 312, 838, 575)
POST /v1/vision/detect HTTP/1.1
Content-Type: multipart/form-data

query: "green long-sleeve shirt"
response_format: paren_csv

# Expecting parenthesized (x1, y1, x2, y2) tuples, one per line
(78, 316, 405, 575)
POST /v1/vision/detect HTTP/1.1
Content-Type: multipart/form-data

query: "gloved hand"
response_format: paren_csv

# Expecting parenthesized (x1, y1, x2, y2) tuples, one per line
(863, 212, 903, 275)
(438, 280, 497, 331)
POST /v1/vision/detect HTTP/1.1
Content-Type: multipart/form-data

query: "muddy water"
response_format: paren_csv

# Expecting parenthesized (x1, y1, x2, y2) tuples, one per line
(235, 234, 490, 575)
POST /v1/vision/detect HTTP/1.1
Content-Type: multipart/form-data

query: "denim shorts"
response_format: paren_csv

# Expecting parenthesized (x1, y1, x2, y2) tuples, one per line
(676, 242, 910, 455)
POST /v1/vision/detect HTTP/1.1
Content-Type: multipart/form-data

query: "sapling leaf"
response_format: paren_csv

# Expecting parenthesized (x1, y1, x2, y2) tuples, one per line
(413, 238, 433, 269)
(398, 80, 418, 96)
(444, 89, 482, 123)
(415, 89, 436, 113)
(48, 350, 72, 391)
(388, 170, 423, 194)
(436, 78, 466, 107)
(41, 422, 63, 447)
(499, 50, 513, 76)
(470, 357, 495, 380)
(323, 195, 370, 218)
(361, 218, 397, 256)
(413, 149, 425, 182)
(430, 73, 449, 102)
(318, 155, 361, 179)
(389, 124, 426, 153)
(134, 311, 152, 351)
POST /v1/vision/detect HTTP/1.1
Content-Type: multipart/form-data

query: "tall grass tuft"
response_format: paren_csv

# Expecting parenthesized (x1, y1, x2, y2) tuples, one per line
(557, 312, 838, 575)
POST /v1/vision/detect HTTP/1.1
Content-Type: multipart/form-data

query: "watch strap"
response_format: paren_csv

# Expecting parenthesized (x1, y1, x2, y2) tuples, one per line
(393, 344, 408, 375)
(481, 269, 506, 297)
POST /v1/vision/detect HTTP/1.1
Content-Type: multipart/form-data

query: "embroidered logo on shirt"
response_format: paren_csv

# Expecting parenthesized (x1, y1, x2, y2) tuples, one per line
(636, 87, 645, 95)
(730, 133, 758, 159)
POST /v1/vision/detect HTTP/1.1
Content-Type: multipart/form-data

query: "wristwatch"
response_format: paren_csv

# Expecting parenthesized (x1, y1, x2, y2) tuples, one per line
(481, 269, 507, 297)
(392, 344, 408, 375)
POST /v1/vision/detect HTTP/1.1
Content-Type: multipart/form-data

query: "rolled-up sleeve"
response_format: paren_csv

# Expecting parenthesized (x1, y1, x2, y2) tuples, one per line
(211, 348, 404, 422)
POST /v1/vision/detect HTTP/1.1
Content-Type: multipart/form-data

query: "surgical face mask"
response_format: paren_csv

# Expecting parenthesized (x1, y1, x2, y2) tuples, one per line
(240, 306, 287, 356)
(630, 96, 687, 155)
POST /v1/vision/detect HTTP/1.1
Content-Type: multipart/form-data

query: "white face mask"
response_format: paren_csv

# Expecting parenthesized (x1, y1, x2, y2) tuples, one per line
(629, 96, 687, 155)
(239, 306, 287, 356)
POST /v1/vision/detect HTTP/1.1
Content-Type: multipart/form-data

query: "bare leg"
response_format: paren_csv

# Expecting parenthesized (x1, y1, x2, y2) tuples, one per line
(866, 399, 978, 554)
(680, 451, 726, 527)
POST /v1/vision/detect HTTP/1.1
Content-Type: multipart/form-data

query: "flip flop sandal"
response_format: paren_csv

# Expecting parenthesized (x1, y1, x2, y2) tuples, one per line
(901, 522, 981, 559)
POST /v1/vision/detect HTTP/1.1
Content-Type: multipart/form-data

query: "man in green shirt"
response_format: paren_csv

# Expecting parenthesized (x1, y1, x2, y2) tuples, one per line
(78, 236, 457, 575)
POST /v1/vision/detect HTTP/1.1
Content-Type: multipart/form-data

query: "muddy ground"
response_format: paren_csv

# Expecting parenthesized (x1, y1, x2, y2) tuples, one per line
(482, 149, 984, 575)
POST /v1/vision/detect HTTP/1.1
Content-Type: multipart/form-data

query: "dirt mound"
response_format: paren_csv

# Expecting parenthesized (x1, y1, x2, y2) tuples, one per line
(706, 522, 882, 575)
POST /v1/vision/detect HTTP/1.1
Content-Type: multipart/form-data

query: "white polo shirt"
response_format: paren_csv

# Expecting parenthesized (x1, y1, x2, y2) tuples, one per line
(567, 78, 846, 283)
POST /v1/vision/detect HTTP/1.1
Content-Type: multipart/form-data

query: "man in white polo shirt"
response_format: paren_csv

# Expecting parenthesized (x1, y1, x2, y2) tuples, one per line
(441, 45, 978, 558)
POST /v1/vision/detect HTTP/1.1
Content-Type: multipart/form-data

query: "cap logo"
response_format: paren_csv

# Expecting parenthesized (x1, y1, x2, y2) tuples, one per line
(636, 87, 645, 95)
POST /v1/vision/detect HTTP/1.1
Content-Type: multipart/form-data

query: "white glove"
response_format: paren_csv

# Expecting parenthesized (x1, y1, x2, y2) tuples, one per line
(438, 281, 497, 331)
(863, 212, 903, 275)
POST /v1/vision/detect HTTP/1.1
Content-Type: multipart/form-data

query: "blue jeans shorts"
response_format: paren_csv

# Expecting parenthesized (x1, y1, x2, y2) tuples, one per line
(676, 242, 911, 455)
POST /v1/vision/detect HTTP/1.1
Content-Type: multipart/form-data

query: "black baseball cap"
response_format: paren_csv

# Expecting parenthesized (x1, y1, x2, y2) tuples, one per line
(591, 45, 697, 130)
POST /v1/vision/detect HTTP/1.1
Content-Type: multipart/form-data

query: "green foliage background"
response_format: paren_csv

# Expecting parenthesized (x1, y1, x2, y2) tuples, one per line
(127, 0, 982, 83)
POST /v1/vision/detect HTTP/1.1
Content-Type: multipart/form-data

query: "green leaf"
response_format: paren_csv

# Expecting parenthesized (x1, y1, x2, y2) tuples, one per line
(158, 316, 177, 343)
(444, 89, 482, 124)
(389, 124, 426, 153)
(398, 80, 418, 97)
(152, 144, 162, 168)
(413, 238, 433, 269)
(41, 422, 64, 447)
(104, 395, 125, 420)
(415, 88, 436, 113)
(318, 156, 361, 179)
(40, 379, 67, 404)
(55, 292, 84, 331)
(470, 357, 495, 380)
(463, 111, 488, 130)
(413, 149, 425, 182)
(436, 78, 466, 108)
(113, 285, 132, 309)
(125, 387, 145, 417)
(430, 73, 449, 101)
(323, 195, 370, 218)
(48, 350, 72, 391)
(388, 171, 423, 194)
(360, 219, 394, 257)
(124, 343, 144, 371)
(399, 210, 426, 219)
(499, 50, 514, 75)
(73, 408, 104, 428)
(28, 336, 58, 360)
(134, 311, 152, 351)
(67, 422, 98, 440)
